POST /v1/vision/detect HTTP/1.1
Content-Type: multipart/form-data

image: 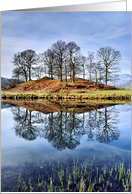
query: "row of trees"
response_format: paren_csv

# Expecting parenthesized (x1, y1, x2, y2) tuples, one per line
(11, 40, 121, 85)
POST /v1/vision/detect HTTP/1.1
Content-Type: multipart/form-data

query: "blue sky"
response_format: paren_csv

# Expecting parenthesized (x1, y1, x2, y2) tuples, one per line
(1, 12, 131, 78)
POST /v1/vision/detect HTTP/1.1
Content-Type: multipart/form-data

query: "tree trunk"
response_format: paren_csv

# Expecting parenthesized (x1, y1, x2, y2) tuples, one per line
(105, 66, 107, 85)
(18, 75, 19, 84)
(60, 62, 62, 82)
(51, 66, 53, 80)
(83, 65, 85, 79)
(72, 63, 74, 83)
(29, 67, 31, 81)
(24, 70, 27, 82)
(95, 72, 97, 83)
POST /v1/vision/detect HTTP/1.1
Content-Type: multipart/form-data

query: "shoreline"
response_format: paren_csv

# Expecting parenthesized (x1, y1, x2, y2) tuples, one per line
(1, 92, 131, 101)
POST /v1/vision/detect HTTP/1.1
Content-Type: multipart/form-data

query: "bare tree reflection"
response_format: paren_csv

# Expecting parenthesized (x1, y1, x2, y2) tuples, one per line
(84, 106, 120, 143)
(11, 107, 44, 140)
(95, 107, 120, 143)
(11, 105, 120, 150)
(41, 110, 84, 150)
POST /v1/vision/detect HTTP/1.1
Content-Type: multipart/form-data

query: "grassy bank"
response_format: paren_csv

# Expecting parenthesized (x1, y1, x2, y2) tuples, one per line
(1, 89, 131, 101)
(1, 88, 131, 96)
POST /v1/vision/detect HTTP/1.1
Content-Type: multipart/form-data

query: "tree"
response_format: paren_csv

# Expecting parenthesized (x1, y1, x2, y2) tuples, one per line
(87, 52, 94, 86)
(91, 62, 104, 84)
(32, 65, 44, 80)
(96, 46, 121, 85)
(21, 49, 38, 81)
(12, 52, 29, 82)
(52, 40, 68, 81)
(43, 49, 55, 79)
(81, 55, 87, 80)
(12, 67, 22, 84)
(67, 41, 81, 83)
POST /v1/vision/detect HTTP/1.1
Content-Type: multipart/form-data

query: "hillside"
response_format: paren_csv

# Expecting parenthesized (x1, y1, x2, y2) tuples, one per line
(1, 77, 115, 93)
(116, 81, 131, 89)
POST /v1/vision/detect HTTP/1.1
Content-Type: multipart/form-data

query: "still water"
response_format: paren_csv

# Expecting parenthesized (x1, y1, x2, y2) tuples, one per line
(1, 102, 131, 192)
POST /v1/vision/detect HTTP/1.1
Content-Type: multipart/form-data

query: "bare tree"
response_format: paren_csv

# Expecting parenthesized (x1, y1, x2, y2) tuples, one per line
(12, 52, 29, 82)
(67, 41, 80, 83)
(32, 65, 44, 80)
(63, 59, 70, 86)
(21, 49, 38, 81)
(87, 52, 94, 86)
(91, 62, 104, 83)
(80, 55, 87, 80)
(96, 46, 121, 85)
(97, 65, 104, 84)
(43, 49, 55, 79)
(12, 67, 23, 84)
(52, 40, 68, 81)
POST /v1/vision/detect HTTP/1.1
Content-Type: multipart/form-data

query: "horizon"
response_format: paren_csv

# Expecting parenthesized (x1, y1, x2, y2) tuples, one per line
(1, 12, 131, 79)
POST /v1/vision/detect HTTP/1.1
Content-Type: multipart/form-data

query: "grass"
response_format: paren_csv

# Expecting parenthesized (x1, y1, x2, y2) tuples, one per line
(22, 80, 33, 84)
(17, 159, 131, 192)
(66, 89, 131, 96)
(1, 89, 131, 96)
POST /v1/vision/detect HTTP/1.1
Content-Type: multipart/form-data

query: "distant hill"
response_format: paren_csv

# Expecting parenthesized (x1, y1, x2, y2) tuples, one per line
(115, 74, 131, 85)
(116, 81, 131, 89)
(1, 77, 12, 88)
(1, 103, 11, 109)
(1, 77, 24, 88)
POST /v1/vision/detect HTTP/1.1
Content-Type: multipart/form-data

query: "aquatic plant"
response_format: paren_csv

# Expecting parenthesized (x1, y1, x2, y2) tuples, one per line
(17, 159, 131, 192)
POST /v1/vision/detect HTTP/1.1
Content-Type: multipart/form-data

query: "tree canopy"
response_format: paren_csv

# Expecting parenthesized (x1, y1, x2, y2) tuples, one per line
(11, 41, 122, 85)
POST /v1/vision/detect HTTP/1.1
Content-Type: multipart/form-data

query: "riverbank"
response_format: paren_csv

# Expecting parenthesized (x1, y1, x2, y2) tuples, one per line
(1, 89, 131, 101)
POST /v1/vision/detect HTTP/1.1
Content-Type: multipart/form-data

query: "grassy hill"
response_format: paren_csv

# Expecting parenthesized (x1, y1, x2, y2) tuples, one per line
(1, 77, 115, 93)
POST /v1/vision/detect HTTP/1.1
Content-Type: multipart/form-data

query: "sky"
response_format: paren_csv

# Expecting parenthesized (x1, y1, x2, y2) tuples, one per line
(1, 12, 131, 79)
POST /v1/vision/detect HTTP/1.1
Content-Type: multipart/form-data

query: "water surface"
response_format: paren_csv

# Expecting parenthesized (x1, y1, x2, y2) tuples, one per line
(1, 102, 131, 192)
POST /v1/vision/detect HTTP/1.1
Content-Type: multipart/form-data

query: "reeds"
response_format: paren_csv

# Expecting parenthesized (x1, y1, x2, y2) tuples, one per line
(17, 159, 131, 192)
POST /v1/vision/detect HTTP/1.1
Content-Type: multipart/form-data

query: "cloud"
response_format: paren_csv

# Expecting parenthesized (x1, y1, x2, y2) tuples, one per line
(1, 12, 131, 78)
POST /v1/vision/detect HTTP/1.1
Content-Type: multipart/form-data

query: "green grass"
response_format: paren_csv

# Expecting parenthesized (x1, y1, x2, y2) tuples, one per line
(67, 89, 131, 96)
(1, 89, 131, 96)
(1, 91, 49, 96)
(22, 80, 33, 84)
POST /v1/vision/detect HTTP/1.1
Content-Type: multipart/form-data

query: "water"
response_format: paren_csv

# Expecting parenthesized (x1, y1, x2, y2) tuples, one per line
(1, 101, 131, 192)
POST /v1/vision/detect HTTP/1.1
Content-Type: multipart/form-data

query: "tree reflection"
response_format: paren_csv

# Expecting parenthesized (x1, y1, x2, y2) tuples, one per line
(95, 107, 120, 143)
(41, 110, 84, 150)
(11, 107, 44, 140)
(84, 107, 120, 143)
(11, 105, 120, 150)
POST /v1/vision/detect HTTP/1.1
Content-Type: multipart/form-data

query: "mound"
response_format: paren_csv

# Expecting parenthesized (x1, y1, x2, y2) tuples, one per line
(2, 78, 115, 93)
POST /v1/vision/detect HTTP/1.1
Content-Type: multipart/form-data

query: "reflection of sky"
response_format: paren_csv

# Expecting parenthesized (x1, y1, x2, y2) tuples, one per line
(109, 105, 131, 150)
(1, 104, 131, 168)
(114, 104, 131, 112)
(1, 108, 51, 149)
